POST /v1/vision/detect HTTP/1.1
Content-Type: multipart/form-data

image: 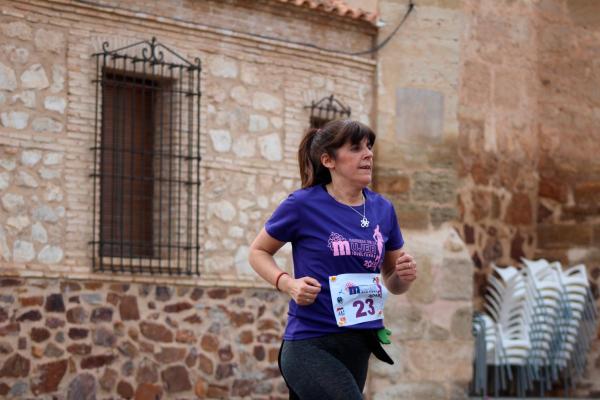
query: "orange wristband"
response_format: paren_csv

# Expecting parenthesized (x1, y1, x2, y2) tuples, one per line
(275, 272, 289, 292)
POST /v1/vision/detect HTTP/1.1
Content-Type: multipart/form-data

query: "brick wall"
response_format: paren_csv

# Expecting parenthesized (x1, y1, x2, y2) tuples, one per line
(0, 0, 377, 397)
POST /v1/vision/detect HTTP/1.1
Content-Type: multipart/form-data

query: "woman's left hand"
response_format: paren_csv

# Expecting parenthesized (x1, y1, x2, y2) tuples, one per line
(393, 251, 417, 283)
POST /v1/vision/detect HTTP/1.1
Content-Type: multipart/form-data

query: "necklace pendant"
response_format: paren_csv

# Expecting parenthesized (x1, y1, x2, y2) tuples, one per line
(361, 217, 369, 228)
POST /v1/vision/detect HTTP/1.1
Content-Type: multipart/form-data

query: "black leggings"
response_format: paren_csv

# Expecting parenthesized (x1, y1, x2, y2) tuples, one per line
(279, 331, 372, 400)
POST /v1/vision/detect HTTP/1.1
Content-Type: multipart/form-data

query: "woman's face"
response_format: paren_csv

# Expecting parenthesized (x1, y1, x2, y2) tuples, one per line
(323, 137, 373, 188)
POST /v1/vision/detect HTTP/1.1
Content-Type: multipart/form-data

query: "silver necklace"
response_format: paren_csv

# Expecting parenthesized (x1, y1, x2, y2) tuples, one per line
(347, 196, 369, 228)
(335, 192, 369, 228)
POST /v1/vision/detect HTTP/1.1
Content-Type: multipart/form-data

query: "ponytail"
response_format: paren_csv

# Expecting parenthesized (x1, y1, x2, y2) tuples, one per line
(298, 127, 321, 188)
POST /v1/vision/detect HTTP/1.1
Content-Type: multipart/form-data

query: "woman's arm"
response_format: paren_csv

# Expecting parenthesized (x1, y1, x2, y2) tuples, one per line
(381, 249, 417, 295)
(248, 228, 321, 306)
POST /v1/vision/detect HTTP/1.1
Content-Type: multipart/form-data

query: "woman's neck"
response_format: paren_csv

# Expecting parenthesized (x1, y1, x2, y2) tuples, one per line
(325, 182, 364, 206)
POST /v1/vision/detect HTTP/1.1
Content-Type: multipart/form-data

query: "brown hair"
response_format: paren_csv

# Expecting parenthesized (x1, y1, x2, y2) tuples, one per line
(298, 119, 376, 188)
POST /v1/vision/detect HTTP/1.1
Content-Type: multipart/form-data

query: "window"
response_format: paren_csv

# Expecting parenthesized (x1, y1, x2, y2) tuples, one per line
(306, 94, 351, 128)
(91, 38, 201, 275)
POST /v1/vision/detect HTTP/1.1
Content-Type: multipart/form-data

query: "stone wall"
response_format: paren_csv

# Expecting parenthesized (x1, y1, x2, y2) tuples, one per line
(372, 1, 474, 399)
(0, 277, 289, 398)
(458, 0, 540, 309)
(535, 0, 600, 274)
(369, 226, 473, 400)
(0, 10, 68, 267)
(534, 1, 600, 396)
(375, 0, 463, 232)
(0, 0, 379, 398)
(373, 0, 600, 397)
(458, 0, 600, 396)
(0, 0, 376, 286)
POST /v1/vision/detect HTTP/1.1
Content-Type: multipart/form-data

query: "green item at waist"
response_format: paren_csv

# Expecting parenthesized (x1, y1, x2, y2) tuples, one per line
(377, 328, 392, 344)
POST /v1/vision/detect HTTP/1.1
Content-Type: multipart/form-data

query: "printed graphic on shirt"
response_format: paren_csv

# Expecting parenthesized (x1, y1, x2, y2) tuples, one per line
(327, 225, 384, 271)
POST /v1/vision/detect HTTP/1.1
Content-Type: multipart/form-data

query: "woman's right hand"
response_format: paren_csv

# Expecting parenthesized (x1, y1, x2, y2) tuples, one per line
(281, 276, 321, 306)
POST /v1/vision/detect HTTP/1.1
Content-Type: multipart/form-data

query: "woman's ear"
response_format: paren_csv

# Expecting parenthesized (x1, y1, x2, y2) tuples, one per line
(320, 152, 334, 169)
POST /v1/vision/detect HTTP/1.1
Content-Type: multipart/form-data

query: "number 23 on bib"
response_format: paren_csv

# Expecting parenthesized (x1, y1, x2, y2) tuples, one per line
(329, 273, 388, 327)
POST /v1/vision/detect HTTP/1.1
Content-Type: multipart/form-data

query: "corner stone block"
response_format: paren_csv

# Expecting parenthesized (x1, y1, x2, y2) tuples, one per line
(439, 257, 473, 300)
(412, 170, 457, 204)
(431, 207, 458, 228)
(395, 87, 444, 142)
(385, 305, 426, 340)
(375, 174, 410, 195)
(406, 257, 435, 304)
(408, 340, 473, 382)
(593, 225, 600, 246)
(538, 224, 592, 248)
(450, 307, 473, 340)
(505, 192, 533, 225)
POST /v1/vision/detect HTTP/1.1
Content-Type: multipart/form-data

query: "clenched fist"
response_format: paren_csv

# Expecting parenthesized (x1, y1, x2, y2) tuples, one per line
(393, 251, 417, 283)
(280, 276, 321, 306)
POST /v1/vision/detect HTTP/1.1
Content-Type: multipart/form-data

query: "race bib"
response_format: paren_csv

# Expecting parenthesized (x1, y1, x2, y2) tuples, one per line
(329, 273, 387, 327)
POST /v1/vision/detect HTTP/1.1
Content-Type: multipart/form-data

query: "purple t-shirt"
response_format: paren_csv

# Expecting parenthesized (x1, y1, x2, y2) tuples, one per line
(265, 185, 404, 340)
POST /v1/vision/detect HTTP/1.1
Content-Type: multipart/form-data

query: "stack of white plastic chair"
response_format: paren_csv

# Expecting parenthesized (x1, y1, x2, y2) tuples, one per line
(521, 258, 598, 395)
(483, 264, 532, 396)
(521, 258, 563, 392)
(546, 261, 597, 390)
(473, 258, 598, 398)
(471, 312, 488, 397)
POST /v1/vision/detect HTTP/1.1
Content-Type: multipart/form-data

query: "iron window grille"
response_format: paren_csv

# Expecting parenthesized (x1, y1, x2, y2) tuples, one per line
(90, 38, 202, 276)
(306, 94, 351, 128)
